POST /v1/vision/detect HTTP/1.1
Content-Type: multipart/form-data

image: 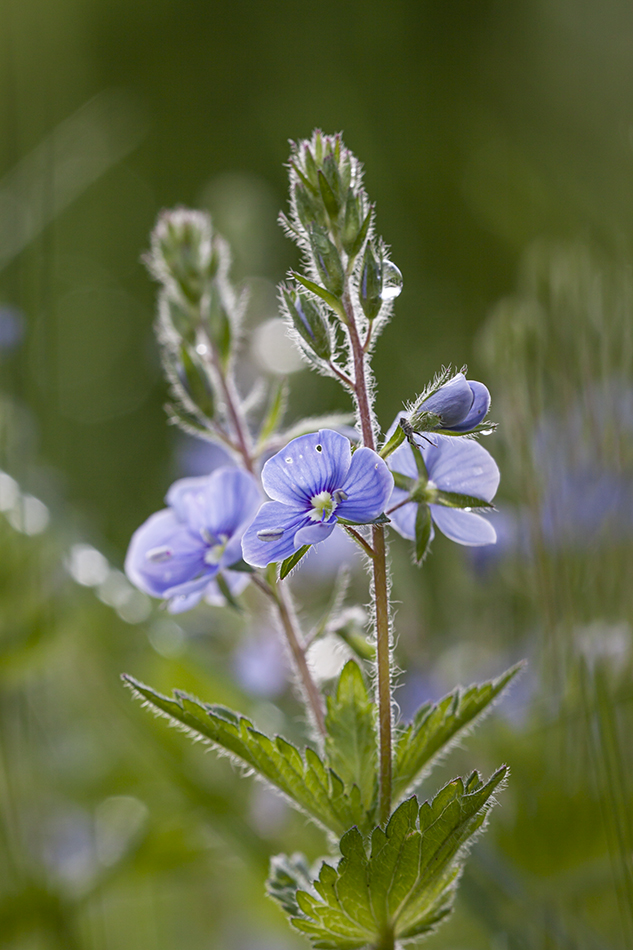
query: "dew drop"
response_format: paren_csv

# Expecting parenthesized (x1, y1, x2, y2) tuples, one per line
(257, 528, 285, 542)
(380, 261, 403, 301)
(463, 507, 472, 513)
(315, 444, 323, 453)
(195, 342, 209, 355)
(285, 457, 293, 464)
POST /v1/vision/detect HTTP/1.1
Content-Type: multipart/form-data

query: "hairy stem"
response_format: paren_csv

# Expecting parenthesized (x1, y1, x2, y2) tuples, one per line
(342, 286, 393, 823)
(253, 576, 326, 735)
(205, 351, 325, 736)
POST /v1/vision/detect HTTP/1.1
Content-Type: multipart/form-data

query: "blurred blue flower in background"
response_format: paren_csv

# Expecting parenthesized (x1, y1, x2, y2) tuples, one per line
(125, 468, 260, 612)
(242, 429, 393, 567)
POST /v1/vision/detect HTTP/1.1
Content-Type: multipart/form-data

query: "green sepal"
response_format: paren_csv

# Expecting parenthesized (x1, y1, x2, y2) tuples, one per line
(321, 153, 342, 207)
(225, 558, 256, 573)
(122, 676, 370, 836)
(414, 503, 432, 564)
(303, 143, 319, 189)
(216, 573, 243, 612)
(345, 208, 372, 261)
(309, 226, 345, 297)
(433, 490, 494, 510)
(392, 663, 524, 800)
(391, 470, 414, 492)
(284, 289, 332, 361)
(408, 409, 442, 434)
(324, 661, 377, 814)
(295, 184, 327, 230)
(292, 273, 346, 321)
(379, 424, 405, 459)
(164, 296, 198, 344)
(178, 343, 215, 419)
(318, 169, 340, 221)
(279, 768, 508, 949)
(336, 512, 390, 527)
(279, 545, 311, 580)
(359, 242, 382, 320)
(341, 190, 361, 253)
(206, 290, 232, 367)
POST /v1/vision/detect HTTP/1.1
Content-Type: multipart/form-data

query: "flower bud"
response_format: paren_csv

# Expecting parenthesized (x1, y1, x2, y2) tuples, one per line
(283, 289, 331, 360)
(294, 184, 327, 230)
(309, 225, 345, 297)
(149, 209, 216, 304)
(176, 343, 215, 419)
(205, 287, 232, 368)
(359, 243, 383, 320)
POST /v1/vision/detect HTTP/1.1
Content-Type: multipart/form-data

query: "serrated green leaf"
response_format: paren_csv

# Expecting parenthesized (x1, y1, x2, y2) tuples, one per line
(122, 675, 362, 836)
(281, 769, 507, 948)
(267, 852, 315, 917)
(392, 663, 523, 801)
(324, 661, 377, 817)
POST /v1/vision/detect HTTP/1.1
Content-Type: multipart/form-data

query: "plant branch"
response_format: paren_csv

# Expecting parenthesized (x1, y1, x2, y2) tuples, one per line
(252, 575, 326, 737)
(341, 285, 393, 824)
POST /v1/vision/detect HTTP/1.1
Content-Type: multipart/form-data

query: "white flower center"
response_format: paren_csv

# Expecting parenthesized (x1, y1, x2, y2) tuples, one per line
(309, 490, 337, 522)
(204, 533, 228, 565)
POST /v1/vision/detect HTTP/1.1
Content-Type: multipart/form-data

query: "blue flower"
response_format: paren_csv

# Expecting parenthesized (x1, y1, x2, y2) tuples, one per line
(241, 429, 394, 568)
(125, 468, 261, 613)
(388, 433, 499, 548)
(412, 372, 491, 433)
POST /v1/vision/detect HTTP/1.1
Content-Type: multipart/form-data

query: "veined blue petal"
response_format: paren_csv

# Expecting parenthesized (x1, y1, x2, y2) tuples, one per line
(294, 521, 336, 547)
(262, 429, 351, 507)
(125, 509, 207, 598)
(422, 373, 473, 427)
(336, 448, 394, 522)
(429, 505, 497, 545)
(424, 435, 499, 501)
(448, 381, 491, 432)
(166, 468, 260, 538)
(241, 501, 312, 567)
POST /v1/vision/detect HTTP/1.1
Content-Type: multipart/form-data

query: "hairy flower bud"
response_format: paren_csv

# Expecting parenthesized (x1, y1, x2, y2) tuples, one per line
(360, 242, 383, 320)
(309, 225, 345, 297)
(283, 289, 332, 361)
(149, 209, 217, 304)
(176, 342, 215, 419)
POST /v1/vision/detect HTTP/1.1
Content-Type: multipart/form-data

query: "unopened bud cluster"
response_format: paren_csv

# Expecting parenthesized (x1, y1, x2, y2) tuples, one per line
(146, 209, 241, 437)
(280, 132, 402, 377)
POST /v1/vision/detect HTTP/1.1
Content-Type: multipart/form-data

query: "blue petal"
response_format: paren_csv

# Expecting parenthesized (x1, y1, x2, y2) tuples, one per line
(294, 521, 336, 546)
(423, 436, 499, 501)
(125, 509, 208, 598)
(422, 373, 473, 427)
(262, 429, 351, 507)
(388, 440, 419, 481)
(166, 468, 261, 539)
(241, 501, 312, 567)
(389, 496, 418, 540)
(430, 505, 497, 545)
(448, 381, 490, 432)
(336, 448, 394, 523)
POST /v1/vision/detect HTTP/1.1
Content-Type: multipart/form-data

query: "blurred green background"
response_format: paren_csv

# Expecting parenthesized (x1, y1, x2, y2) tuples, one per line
(1, 1, 632, 948)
